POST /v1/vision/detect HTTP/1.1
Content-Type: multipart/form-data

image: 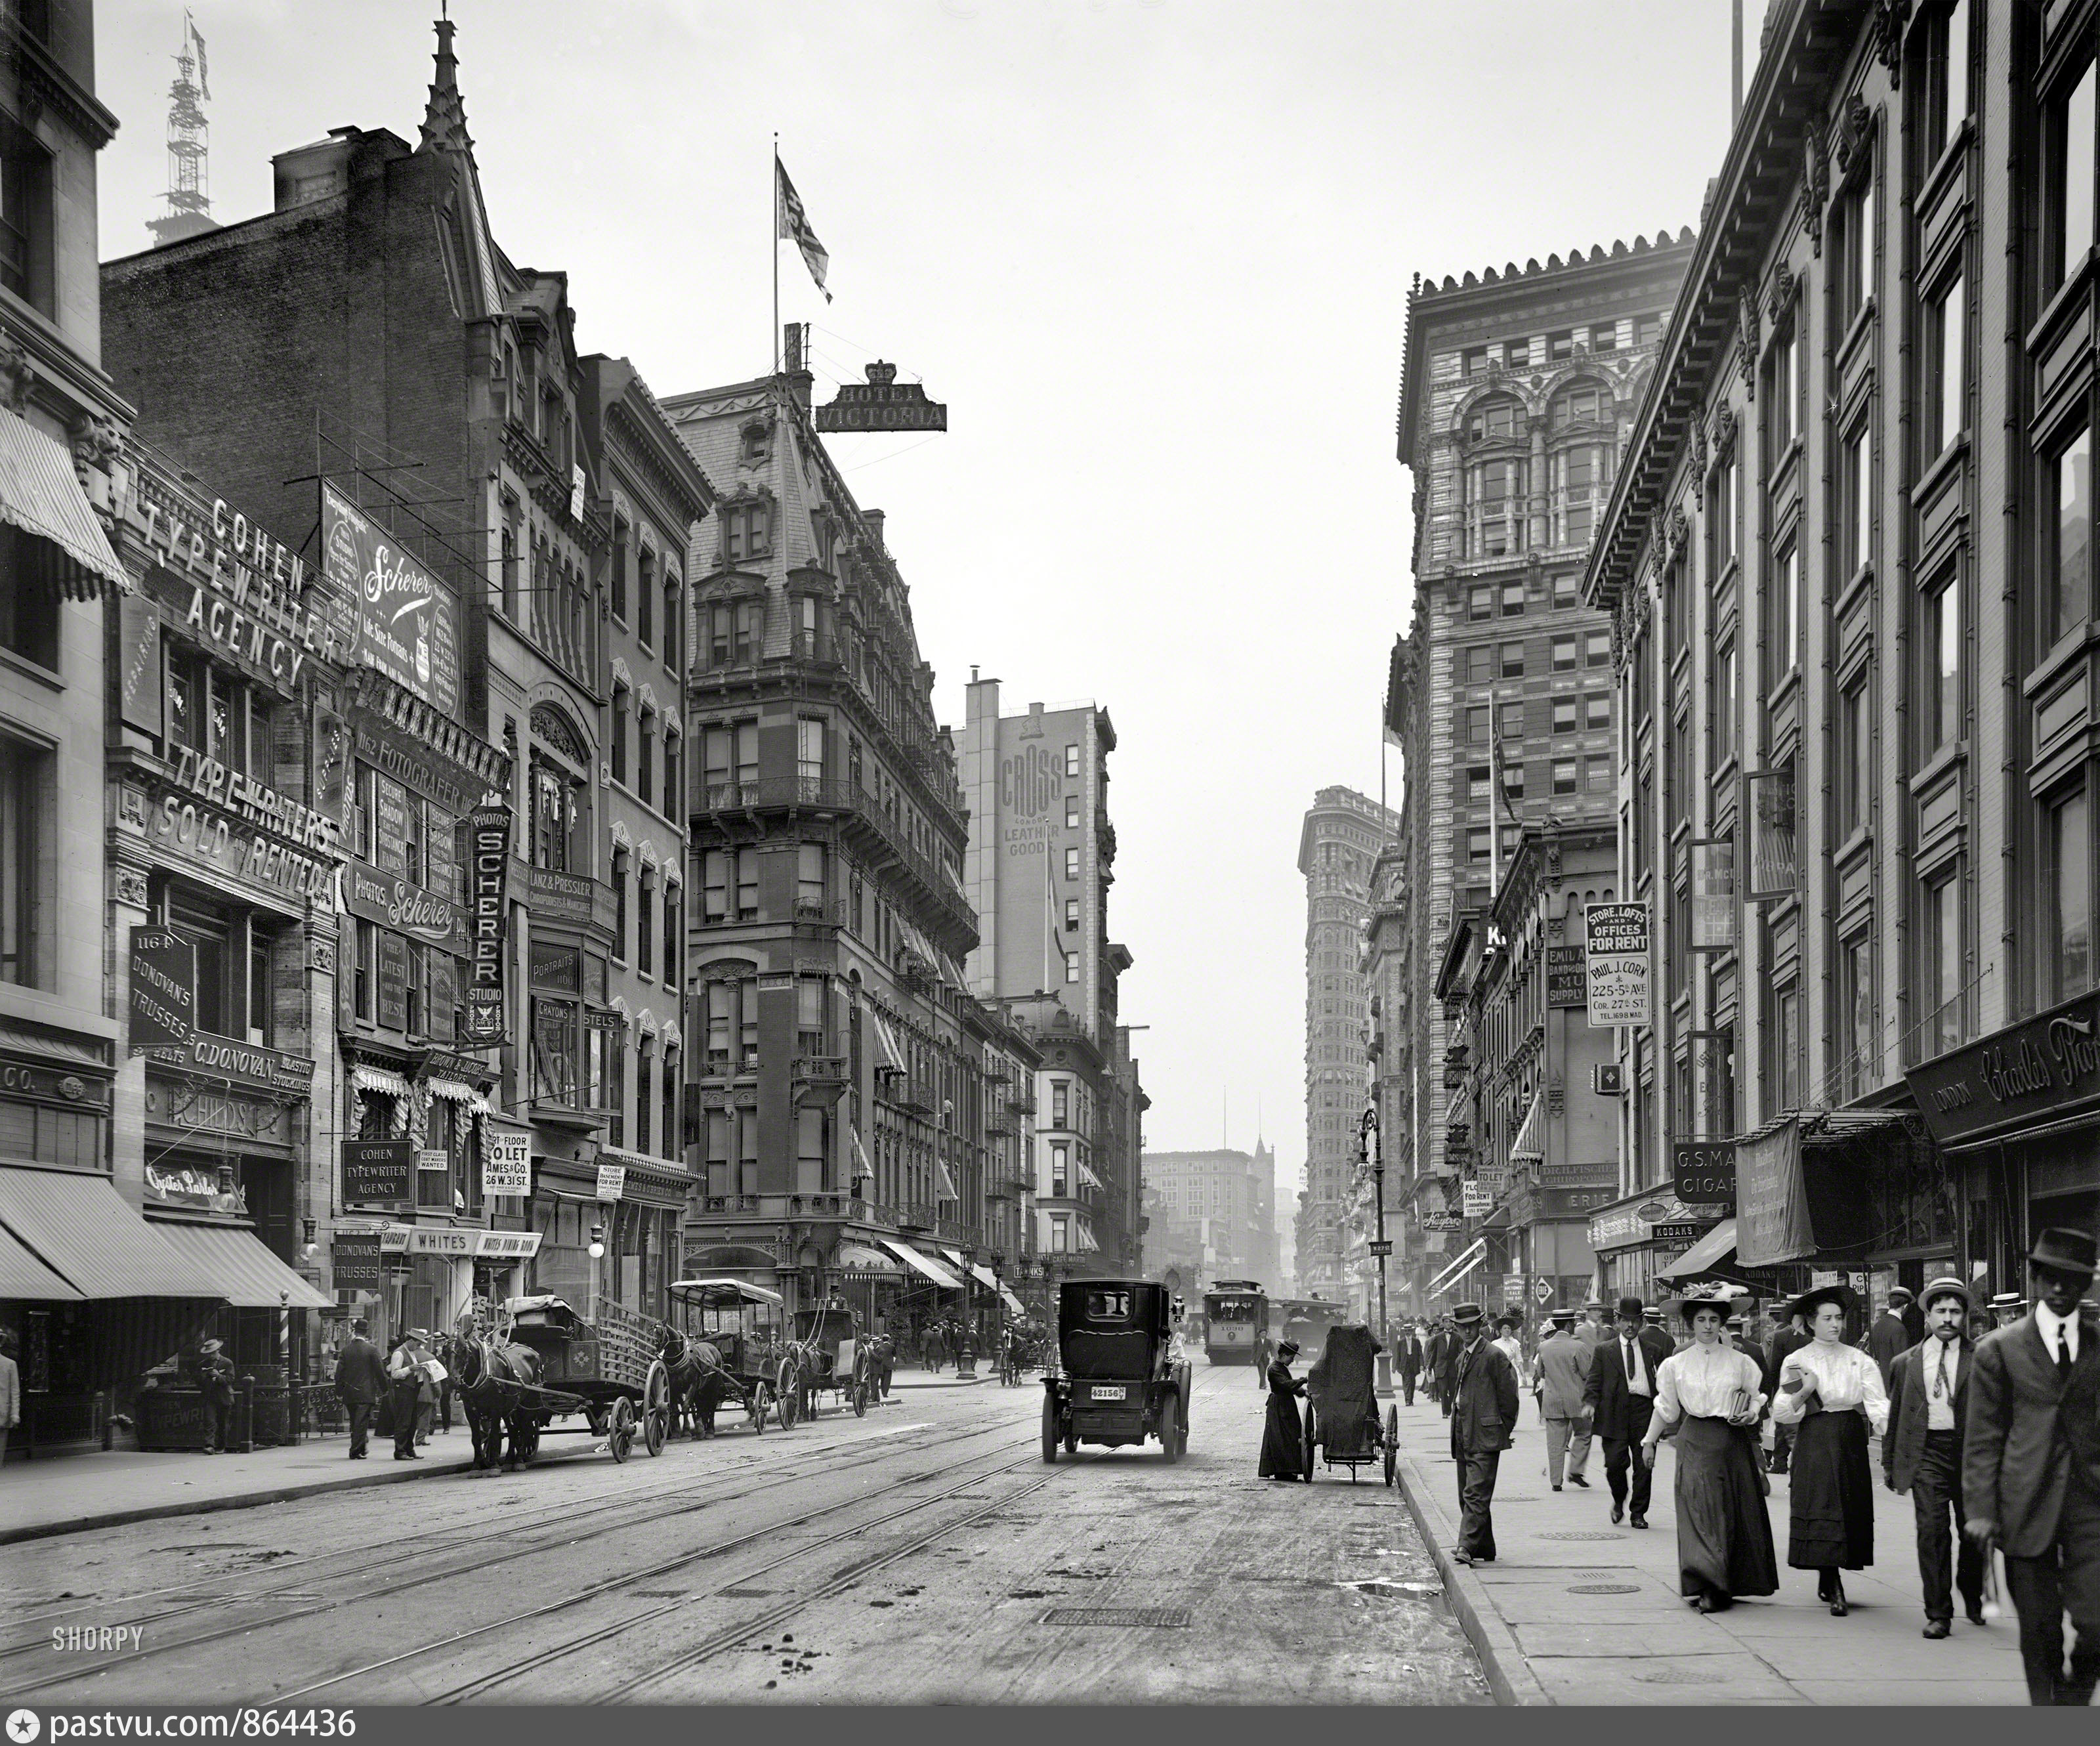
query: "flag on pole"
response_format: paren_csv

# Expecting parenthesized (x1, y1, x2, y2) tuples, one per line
(776, 157, 831, 303)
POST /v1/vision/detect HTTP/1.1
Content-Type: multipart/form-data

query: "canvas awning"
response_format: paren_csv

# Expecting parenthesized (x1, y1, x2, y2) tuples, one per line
(351, 1064, 410, 1098)
(1076, 1159, 1104, 1192)
(1427, 1237, 1488, 1298)
(870, 1014, 908, 1077)
(0, 1220, 82, 1300)
(835, 1243, 902, 1275)
(0, 1166, 220, 1299)
(1076, 1225, 1100, 1254)
(936, 1159, 959, 1201)
(880, 1237, 963, 1289)
(1507, 1092, 1544, 1164)
(999, 1284, 1028, 1318)
(0, 408, 125, 599)
(850, 1130, 875, 1185)
(149, 1222, 332, 1310)
(1654, 1218, 1739, 1285)
(964, 1261, 1002, 1295)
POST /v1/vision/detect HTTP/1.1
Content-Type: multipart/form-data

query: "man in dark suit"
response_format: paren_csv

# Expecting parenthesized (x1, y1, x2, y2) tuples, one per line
(1764, 1304, 1813, 1474)
(1583, 1294, 1673, 1528)
(1868, 1287, 1916, 1384)
(1447, 1302, 1519, 1565)
(1433, 1317, 1461, 1418)
(332, 1319, 388, 1459)
(1395, 1323, 1424, 1407)
(182, 1338, 237, 1453)
(1964, 1227, 2100, 1706)
(1885, 1277, 1984, 1638)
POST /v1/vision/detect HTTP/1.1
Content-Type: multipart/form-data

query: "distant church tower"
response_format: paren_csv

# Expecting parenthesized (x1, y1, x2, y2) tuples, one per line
(147, 12, 219, 246)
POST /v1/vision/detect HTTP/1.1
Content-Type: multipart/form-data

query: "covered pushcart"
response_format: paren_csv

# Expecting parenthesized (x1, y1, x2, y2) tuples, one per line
(1301, 1323, 1398, 1485)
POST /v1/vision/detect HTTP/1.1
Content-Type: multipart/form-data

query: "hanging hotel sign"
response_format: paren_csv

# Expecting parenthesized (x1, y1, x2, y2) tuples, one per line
(320, 481, 462, 717)
(1904, 985, 2100, 1147)
(128, 927, 196, 1055)
(813, 362, 946, 433)
(341, 859, 469, 954)
(1584, 903, 1650, 1028)
(1690, 838, 1737, 950)
(464, 805, 512, 1043)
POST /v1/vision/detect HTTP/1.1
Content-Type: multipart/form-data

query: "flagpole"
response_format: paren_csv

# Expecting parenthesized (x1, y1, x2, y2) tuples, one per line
(771, 134, 780, 381)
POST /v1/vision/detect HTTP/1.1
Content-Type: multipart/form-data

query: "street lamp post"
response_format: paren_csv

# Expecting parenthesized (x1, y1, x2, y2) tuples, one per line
(1361, 1105, 1391, 1396)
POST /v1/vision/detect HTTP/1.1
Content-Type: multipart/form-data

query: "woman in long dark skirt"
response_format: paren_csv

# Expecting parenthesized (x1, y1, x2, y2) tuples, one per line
(1769, 1284, 1888, 1615)
(1258, 1338, 1307, 1481)
(1642, 1298, 1778, 1611)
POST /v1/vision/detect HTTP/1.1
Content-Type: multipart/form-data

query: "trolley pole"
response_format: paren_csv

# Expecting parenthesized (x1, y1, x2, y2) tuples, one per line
(1363, 1106, 1392, 1397)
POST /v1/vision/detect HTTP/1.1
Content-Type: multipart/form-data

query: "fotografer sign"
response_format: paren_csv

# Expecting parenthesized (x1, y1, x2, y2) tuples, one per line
(320, 481, 461, 716)
(812, 362, 946, 433)
(1672, 1140, 1736, 1209)
(128, 927, 195, 1055)
(463, 805, 511, 1044)
(1584, 902, 1651, 1028)
(343, 1138, 415, 1206)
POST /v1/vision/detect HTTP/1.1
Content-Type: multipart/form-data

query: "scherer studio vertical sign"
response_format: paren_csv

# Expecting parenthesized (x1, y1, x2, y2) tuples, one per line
(464, 803, 512, 1044)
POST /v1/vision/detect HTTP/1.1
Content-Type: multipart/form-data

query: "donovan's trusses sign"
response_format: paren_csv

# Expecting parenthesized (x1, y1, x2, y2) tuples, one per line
(814, 362, 947, 433)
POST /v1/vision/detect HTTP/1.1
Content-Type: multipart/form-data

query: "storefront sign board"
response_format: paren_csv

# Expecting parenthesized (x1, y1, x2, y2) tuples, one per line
(129, 927, 195, 1055)
(342, 859, 469, 954)
(1671, 1140, 1736, 1210)
(1547, 945, 1586, 1008)
(343, 1138, 415, 1206)
(464, 805, 511, 1044)
(1585, 903, 1650, 1028)
(1904, 983, 2100, 1147)
(333, 1231, 382, 1290)
(482, 1126, 531, 1197)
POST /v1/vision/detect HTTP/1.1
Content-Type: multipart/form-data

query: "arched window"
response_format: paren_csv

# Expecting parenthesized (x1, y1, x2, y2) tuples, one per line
(1547, 381, 1617, 550)
(1461, 395, 1527, 559)
(1466, 396, 1521, 444)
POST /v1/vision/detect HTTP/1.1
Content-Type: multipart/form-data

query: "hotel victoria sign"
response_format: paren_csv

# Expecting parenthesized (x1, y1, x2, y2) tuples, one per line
(1905, 986, 2100, 1147)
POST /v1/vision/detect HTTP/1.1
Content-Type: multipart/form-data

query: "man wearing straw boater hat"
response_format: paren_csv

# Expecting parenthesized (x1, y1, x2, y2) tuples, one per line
(1533, 1307, 1592, 1493)
(1885, 1277, 1984, 1638)
(1964, 1227, 2100, 1705)
(1447, 1302, 1519, 1565)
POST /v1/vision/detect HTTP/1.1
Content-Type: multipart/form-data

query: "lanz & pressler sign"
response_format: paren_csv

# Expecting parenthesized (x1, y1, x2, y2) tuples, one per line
(1905, 985, 2100, 1146)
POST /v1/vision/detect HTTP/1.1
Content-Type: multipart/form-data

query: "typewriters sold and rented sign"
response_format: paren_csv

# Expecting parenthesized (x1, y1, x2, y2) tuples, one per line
(320, 481, 461, 716)
(1585, 902, 1652, 1029)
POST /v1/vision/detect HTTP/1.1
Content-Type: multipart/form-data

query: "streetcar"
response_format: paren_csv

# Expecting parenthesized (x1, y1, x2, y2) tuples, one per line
(1201, 1280, 1269, 1365)
(1271, 1296, 1348, 1365)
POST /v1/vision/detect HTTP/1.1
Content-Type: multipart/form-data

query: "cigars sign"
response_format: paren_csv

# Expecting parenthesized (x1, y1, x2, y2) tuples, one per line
(1905, 987, 2100, 1146)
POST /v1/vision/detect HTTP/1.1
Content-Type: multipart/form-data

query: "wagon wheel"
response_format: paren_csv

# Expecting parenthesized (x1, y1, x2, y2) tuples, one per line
(1302, 1402, 1318, 1481)
(747, 1379, 770, 1434)
(775, 1359, 801, 1430)
(608, 1394, 635, 1464)
(852, 1378, 868, 1418)
(1040, 1394, 1059, 1464)
(643, 1361, 671, 1457)
(1383, 1405, 1399, 1489)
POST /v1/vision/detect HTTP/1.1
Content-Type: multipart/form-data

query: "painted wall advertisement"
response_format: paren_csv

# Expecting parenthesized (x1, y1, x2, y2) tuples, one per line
(1584, 902, 1651, 1029)
(320, 480, 461, 716)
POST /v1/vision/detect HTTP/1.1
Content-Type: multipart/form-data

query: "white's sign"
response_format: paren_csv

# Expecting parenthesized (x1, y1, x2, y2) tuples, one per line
(1585, 902, 1652, 1029)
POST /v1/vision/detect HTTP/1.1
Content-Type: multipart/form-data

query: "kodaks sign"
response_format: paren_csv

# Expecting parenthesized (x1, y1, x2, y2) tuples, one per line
(341, 859, 469, 954)
(1905, 985, 2100, 1146)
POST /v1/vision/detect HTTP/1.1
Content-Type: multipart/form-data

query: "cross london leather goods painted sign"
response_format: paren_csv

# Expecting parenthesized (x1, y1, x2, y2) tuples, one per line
(1904, 986, 2100, 1147)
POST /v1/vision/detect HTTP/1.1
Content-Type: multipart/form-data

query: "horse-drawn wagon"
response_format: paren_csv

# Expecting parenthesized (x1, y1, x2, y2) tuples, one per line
(455, 1294, 669, 1468)
(658, 1277, 788, 1436)
(780, 1302, 884, 1421)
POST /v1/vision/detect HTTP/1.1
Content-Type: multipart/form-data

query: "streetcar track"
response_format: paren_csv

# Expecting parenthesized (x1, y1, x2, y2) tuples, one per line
(0, 1403, 999, 1653)
(8, 1397, 1040, 1696)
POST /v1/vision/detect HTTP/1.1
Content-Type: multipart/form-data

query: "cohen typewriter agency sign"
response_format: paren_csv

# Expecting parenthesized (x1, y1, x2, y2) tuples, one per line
(320, 482, 461, 716)
(1584, 902, 1652, 1029)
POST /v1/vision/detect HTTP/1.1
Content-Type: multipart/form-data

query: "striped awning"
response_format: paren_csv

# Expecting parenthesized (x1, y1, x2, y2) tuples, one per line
(0, 1166, 219, 1299)
(880, 1237, 963, 1290)
(835, 1243, 902, 1275)
(150, 1221, 331, 1310)
(870, 1013, 907, 1076)
(1508, 1092, 1544, 1164)
(936, 1160, 959, 1201)
(352, 1065, 410, 1098)
(850, 1130, 874, 1185)
(425, 1077, 477, 1103)
(0, 1219, 81, 1300)
(0, 408, 125, 599)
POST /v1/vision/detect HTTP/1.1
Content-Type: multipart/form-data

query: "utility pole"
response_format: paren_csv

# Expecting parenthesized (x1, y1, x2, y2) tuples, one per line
(1362, 1105, 1391, 1396)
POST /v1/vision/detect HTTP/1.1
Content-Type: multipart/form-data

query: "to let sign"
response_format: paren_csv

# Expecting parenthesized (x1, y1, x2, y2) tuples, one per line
(1672, 1141, 1736, 1209)
(595, 1163, 627, 1203)
(1585, 903, 1651, 1028)
(343, 1138, 415, 1206)
(482, 1125, 531, 1197)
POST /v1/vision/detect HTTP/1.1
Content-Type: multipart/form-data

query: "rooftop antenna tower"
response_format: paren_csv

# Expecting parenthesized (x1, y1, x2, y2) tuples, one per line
(148, 12, 218, 247)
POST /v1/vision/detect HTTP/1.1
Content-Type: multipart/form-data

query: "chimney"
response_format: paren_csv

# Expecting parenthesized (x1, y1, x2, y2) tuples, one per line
(783, 322, 812, 412)
(864, 509, 885, 550)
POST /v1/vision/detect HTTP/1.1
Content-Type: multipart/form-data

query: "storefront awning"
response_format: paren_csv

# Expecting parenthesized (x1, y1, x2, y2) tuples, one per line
(999, 1284, 1027, 1318)
(1075, 1226, 1100, 1254)
(880, 1237, 963, 1289)
(936, 1160, 959, 1201)
(1076, 1159, 1104, 1192)
(1508, 1092, 1544, 1164)
(964, 1261, 1001, 1294)
(1654, 1218, 1739, 1285)
(836, 1243, 902, 1275)
(351, 1064, 410, 1098)
(870, 1014, 907, 1077)
(150, 1222, 332, 1310)
(0, 408, 126, 598)
(1427, 1237, 1488, 1298)
(0, 1219, 82, 1300)
(850, 1130, 874, 1185)
(0, 1166, 220, 1298)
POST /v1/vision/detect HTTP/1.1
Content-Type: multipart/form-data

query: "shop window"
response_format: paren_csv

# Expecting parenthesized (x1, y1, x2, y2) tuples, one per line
(0, 734, 51, 990)
(0, 528, 61, 669)
(2046, 58, 2095, 295)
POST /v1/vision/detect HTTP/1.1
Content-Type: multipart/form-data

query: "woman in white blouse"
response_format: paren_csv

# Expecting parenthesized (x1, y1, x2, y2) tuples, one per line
(1642, 1297, 1779, 1612)
(1769, 1284, 1889, 1615)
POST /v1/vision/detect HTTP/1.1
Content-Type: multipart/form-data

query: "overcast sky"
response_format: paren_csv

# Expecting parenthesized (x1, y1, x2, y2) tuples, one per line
(96, 0, 1767, 1211)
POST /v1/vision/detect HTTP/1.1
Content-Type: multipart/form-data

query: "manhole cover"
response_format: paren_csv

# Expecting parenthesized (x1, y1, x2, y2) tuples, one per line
(1538, 1531, 1626, 1541)
(1567, 1583, 1641, 1594)
(1635, 1667, 1726, 1685)
(1042, 1607, 1191, 1629)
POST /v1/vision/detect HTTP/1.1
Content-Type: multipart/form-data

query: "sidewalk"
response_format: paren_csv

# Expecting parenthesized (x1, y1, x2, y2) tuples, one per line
(1385, 1394, 2032, 1705)
(0, 1428, 500, 1546)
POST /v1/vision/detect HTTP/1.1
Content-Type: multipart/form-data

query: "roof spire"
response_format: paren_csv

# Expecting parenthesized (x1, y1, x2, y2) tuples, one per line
(419, 12, 473, 156)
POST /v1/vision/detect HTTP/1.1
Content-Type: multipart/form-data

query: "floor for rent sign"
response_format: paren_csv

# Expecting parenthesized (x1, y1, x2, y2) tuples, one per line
(1584, 901, 1651, 1028)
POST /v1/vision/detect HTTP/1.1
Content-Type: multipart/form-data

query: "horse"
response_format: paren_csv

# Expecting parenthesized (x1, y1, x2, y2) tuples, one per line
(656, 1326, 734, 1437)
(452, 1330, 543, 1471)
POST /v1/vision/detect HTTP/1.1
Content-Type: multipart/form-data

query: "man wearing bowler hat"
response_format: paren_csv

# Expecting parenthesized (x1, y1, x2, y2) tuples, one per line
(1885, 1277, 1985, 1638)
(1447, 1302, 1519, 1564)
(1584, 1295, 1674, 1527)
(1964, 1227, 2100, 1705)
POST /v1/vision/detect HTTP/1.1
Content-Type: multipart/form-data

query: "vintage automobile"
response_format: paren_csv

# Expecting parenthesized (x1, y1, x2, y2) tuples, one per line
(1040, 1279, 1190, 1462)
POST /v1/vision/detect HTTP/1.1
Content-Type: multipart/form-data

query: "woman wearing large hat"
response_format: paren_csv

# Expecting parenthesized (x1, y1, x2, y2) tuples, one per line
(1257, 1338, 1308, 1481)
(1769, 1283, 1889, 1614)
(1641, 1294, 1779, 1611)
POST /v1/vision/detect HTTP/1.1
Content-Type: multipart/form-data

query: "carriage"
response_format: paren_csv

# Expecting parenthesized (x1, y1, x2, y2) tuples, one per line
(780, 1302, 885, 1421)
(1300, 1323, 1399, 1485)
(661, 1277, 790, 1434)
(1041, 1279, 1190, 1462)
(494, 1294, 670, 1463)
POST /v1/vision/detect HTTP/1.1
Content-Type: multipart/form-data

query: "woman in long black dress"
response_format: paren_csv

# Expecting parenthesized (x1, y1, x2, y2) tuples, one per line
(1769, 1283, 1888, 1615)
(1258, 1338, 1307, 1480)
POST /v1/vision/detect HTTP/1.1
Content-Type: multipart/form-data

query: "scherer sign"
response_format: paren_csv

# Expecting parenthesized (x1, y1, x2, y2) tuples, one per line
(1904, 985, 2100, 1147)
(341, 859, 470, 955)
(463, 804, 511, 1044)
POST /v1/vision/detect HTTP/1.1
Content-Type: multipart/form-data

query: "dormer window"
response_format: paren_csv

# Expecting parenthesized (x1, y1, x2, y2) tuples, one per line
(723, 502, 770, 565)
